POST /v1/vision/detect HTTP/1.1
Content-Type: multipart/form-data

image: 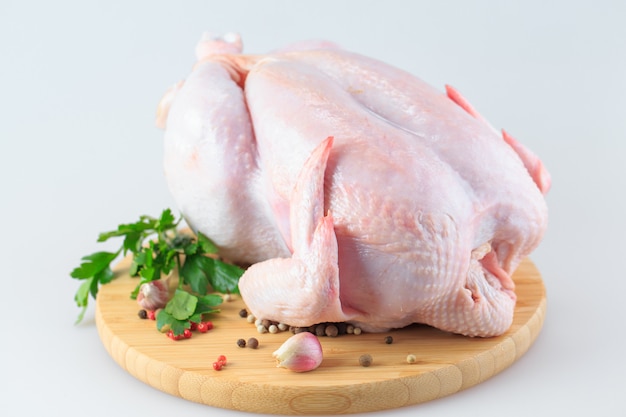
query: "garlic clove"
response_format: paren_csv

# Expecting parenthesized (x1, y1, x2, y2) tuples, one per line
(136, 280, 170, 311)
(272, 332, 323, 372)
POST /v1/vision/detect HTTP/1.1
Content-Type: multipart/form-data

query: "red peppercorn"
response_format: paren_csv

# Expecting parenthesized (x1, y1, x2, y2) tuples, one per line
(147, 310, 156, 320)
(197, 322, 208, 333)
(205, 321, 214, 330)
(166, 330, 185, 341)
(212, 361, 222, 371)
(217, 355, 227, 365)
(183, 329, 192, 339)
(190, 321, 198, 331)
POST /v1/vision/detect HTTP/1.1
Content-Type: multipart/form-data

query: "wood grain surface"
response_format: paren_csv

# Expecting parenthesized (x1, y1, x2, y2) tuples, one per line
(95, 256, 546, 415)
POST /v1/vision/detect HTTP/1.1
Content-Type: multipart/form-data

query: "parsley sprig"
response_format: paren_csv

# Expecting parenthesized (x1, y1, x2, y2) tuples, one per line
(71, 209, 244, 330)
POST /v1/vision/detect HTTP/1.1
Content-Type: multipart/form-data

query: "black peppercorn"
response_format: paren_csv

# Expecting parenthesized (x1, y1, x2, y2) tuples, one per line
(359, 354, 373, 367)
(247, 337, 259, 349)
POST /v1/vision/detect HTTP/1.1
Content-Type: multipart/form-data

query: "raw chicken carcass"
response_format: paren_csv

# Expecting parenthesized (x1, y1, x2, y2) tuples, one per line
(156, 33, 550, 337)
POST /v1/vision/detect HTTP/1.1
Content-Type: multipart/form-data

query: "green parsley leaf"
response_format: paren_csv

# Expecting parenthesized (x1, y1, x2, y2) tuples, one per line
(71, 251, 119, 323)
(195, 293, 223, 315)
(155, 208, 177, 233)
(95, 265, 115, 285)
(180, 253, 211, 295)
(180, 252, 243, 295)
(74, 277, 93, 307)
(210, 259, 243, 294)
(122, 231, 143, 254)
(97, 218, 155, 243)
(139, 265, 158, 281)
(183, 242, 198, 256)
(197, 231, 219, 254)
(129, 251, 146, 276)
(156, 309, 190, 336)
(70, 251, 118, 279)
(165, 289, 198, 321)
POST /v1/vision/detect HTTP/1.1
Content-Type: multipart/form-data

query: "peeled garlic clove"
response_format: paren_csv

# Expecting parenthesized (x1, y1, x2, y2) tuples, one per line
(272, 332, 323, 372)
(136, 280, 169, 311)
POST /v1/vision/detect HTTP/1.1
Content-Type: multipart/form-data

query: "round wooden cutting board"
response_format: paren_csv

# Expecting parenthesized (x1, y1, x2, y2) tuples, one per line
(96, 257, 546, 415)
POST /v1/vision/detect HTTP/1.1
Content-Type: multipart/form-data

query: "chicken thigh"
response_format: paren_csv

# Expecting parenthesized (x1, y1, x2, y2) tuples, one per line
(157, 33, 549, 337)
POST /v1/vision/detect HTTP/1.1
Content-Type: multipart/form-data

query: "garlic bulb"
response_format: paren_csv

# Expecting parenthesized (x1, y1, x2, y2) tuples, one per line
(136, 280, 169, 311)
(272, 332, 323, 372)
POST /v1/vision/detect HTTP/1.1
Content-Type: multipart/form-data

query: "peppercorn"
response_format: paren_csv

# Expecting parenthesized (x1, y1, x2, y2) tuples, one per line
(314, 324, 326, 337)
(138, 309, 148, 319)
(384, 336, 393, 344)
(247, 337, 259, 349)
(359, 354, 373, 367)
(167, 330, 183, 341)
(237, 338, 246, 348)
(197, 321, 211, 333)
(406, 354, 417, 364)
(239, 309, 248, 318)
(325, 324, 339, 337)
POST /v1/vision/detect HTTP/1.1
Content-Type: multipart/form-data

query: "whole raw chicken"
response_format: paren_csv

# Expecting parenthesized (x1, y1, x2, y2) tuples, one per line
(156, 33, 550, 337)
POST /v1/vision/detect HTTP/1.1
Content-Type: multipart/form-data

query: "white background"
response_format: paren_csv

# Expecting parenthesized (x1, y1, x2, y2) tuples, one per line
(1, 0, 625, 415)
